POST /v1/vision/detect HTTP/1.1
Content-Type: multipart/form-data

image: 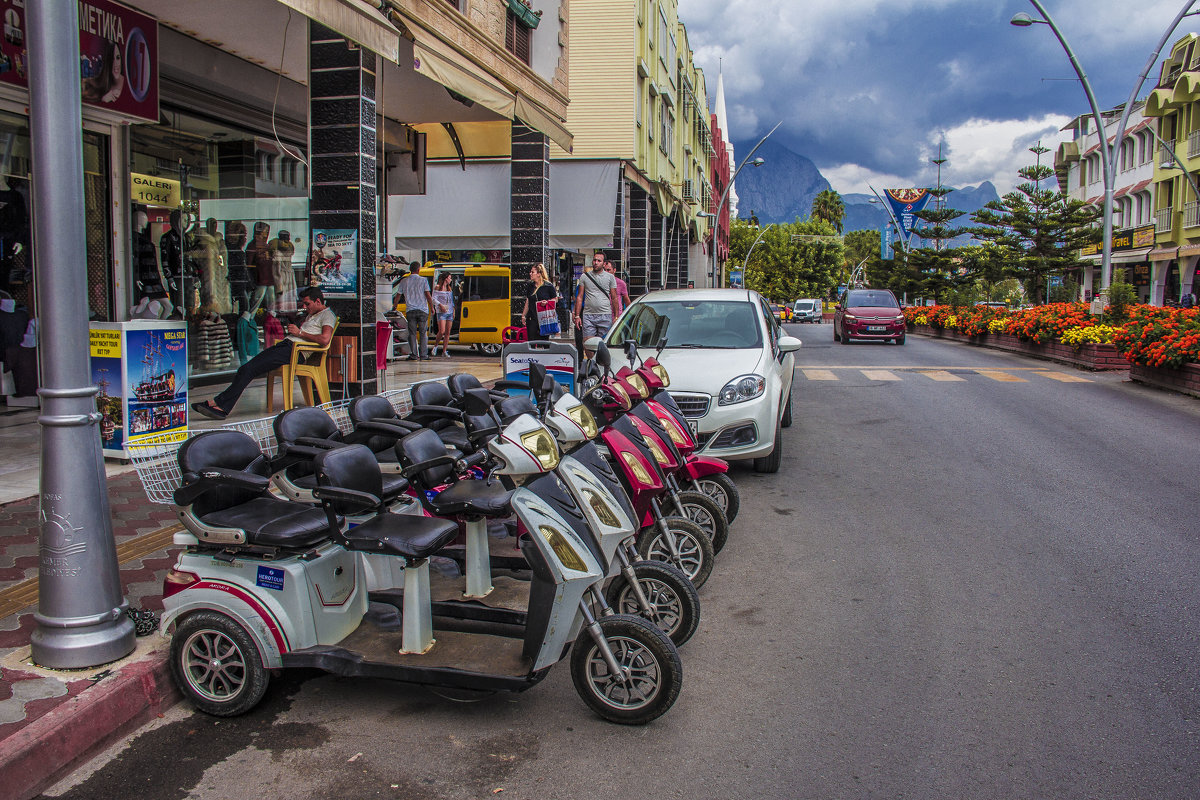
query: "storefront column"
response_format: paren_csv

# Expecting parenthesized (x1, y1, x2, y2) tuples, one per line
(511, 123, 549, 322)
(627, 183, 649, 297)
(309, 22, 377, 396)
(649, 206, 663, 290)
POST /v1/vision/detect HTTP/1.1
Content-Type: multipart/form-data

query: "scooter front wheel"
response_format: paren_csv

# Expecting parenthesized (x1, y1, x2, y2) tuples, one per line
(571, 614, 683, 724)
(171, 611, 270, 717)
(636, 517, 714, 589)
(675, 489, 730, 554)
(688, 473, 741, 524)
(605, 560, 701, 647)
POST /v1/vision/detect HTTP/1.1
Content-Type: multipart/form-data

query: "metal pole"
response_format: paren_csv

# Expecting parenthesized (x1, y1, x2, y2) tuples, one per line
(741, 223, 774, 275)
(1146, 124, 1200, 205)
(29, 0, 135, 667)
(710, 120, 782, 287)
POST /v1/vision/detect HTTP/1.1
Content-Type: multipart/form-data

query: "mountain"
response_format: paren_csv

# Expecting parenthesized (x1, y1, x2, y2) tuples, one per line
(728, 139, 830, 225)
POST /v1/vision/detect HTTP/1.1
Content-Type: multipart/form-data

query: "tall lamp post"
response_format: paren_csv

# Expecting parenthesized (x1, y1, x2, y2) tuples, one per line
(741, 223, 775, 284)
(707, 120, 782, 288)
(1011, 0, 1200, 293)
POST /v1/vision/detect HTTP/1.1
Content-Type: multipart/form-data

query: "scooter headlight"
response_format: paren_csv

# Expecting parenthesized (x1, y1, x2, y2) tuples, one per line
(652, 408, 689, 447)
(539, 525, 587, 571)
(626, 374, 648, 398)
(565, 403, 598, 440)
(650, 363, 670, 388)
(520, 429, 560, 471)
(582, 488, 621, 527)
(609, 382, 631, 409)
(619, 450, 654, 485)
(641, 433, 670, 466)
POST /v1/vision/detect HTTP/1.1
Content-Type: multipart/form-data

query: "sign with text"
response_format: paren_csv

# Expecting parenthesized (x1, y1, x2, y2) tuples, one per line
(1081, 223, 1156, 256)
(130, 172, 179, 208)
(0, 0, 158, 123)
(309, 229, 359, 297)
(884, 189, 932, 245)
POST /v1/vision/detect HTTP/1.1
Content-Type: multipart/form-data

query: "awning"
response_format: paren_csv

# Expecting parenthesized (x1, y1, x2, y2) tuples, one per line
(280, 0, 400, 62)
(1112, 247, 1153, 263)
(387, 160, 619, 251)
(1149, 246, 1179, 261)
(1177, 242, 1200, 255)
(410, 31, 572, 152)
(1114, 179, 1152, 199)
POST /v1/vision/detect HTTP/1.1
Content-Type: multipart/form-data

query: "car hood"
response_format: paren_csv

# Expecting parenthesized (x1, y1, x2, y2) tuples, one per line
(843, 305, 902, 319)
(611, 348, 768, 395)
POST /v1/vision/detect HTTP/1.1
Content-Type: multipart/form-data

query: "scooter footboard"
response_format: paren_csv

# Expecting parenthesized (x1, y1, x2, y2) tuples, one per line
(683, 455, 728, 480)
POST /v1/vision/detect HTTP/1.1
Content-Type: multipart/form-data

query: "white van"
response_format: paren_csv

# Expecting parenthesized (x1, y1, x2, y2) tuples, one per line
(793, 298, 822, 323)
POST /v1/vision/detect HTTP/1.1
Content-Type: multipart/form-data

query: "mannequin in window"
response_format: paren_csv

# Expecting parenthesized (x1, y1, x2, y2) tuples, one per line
(131, 205, 168, 306)
(193, 216, 231, 315)
(224, 220, 250, 313)
(159, 209, 201, 317)
(268, 229, 297, 313)
(0, 175, 29, 293)
(245, 221, 274, 316)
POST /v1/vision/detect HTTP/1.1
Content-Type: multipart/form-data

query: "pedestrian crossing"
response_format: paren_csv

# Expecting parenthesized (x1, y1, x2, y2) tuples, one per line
(797, 367, 1093, 384)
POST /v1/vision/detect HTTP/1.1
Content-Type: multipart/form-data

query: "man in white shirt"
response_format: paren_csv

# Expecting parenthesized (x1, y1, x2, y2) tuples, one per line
(399, 262, 433, 360)
(192, 287, 335, 419)
(573, 252, 620, 338)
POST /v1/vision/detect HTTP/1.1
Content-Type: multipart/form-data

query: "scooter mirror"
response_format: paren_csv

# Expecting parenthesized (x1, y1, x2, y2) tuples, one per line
(528, 362, 548, 393)
(595, 340, 611, 369)
(624, 339, 639, 364)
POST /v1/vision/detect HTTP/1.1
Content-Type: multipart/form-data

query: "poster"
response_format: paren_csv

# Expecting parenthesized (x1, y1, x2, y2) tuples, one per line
(310, 228, 358, 297)
(89, 328, 123, 451)
(0, 0, 159, 123)
(125, 326, 187, 441)
(884, 189, 932, 246)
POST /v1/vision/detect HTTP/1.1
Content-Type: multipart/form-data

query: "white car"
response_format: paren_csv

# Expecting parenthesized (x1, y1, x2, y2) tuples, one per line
(606, 288, 801, 473)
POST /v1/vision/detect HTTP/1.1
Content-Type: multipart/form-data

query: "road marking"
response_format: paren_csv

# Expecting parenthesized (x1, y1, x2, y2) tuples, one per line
(801, 369, 838, 380)
(918, 370, 966, 382)
(1032, 370, 1092, 383)
(976, 369, 1026, 382)
(861, 370, 901, 381)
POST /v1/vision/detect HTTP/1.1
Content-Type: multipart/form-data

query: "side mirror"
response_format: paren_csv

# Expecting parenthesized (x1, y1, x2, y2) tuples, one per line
(595, 340, 611, 369)
(624, 339, 639, 363)
(778, 335, 802, 354)
(528, 362, 548, 392)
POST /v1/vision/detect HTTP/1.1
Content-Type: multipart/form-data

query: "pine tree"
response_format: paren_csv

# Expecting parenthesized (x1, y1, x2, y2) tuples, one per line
(906, 151, 969, 303)
(970, 144, 1100, 304)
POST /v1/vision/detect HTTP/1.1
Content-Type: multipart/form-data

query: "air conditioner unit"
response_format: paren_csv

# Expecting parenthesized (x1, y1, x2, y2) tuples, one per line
(682, 180, 696, 203)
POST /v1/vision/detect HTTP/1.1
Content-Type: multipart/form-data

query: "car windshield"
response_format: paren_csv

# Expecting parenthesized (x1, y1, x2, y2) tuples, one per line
(609, 300, 764, 349)
(796, 301, 814, 310)
(845, 290, 899, 309)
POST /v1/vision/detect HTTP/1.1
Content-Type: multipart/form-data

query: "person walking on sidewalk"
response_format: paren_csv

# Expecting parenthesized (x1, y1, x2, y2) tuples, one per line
(522, 263, 557, 341)
(573, 252, 620, 339)
(399, 262, 433, 360)
(605, 260, 629, 315)
(192, 287, 335, 419)
(431, 271, 455, 357)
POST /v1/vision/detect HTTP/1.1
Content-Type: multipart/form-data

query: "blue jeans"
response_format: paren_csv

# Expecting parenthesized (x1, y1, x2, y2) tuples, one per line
(406, 309, 429, 358)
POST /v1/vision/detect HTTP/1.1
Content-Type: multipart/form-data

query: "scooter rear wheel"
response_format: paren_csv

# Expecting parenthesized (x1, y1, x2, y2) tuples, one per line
(636, 517, 714, 589)
(171, 611, 270, 717)
(605, 560, 701, 647)
(571, 614, 683, 724)
(688, 473, 741, 524)
(675, 490, 730, 554)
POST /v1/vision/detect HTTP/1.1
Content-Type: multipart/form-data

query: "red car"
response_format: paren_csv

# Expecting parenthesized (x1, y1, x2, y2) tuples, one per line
(833, 288, 907, 345)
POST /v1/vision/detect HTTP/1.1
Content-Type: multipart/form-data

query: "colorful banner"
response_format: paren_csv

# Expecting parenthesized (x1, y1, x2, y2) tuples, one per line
(310, 229, 359, 297)
(0, 0, 159, 123)
(880, 224, 894, 261)
(884, 189, 932, 245)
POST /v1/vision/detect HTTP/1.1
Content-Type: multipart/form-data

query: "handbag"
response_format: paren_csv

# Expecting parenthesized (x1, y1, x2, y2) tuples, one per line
(537, 297, 560, 335)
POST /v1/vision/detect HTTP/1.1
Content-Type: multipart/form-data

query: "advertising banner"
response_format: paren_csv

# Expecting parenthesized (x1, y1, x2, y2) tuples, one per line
(310, 228, 359, 297)
(881, 224, 894, 261)
(0, 0, 159, 123)
(90, 320, 186, 458)
(884, 189, 932, 245)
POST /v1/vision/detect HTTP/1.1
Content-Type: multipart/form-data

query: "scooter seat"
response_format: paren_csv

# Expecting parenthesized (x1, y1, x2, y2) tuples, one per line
(340, 513, 459, 559)
(199, 497, 335, 549)
(291, 471, 411, 503)
(426, 478, 513, 518)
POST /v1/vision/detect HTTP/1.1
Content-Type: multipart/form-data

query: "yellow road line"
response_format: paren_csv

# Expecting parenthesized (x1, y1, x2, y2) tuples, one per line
(976, 369, 1026, 382)
(918, 370, 965, 382)
(1033, 370, 1092, 383)
(801, 369, 838, 380)
(0, 524, 181, 619)
(861, 370, 901, 381)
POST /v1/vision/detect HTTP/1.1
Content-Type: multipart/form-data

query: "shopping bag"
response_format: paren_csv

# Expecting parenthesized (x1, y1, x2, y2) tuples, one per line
(537, 298, 560, 336)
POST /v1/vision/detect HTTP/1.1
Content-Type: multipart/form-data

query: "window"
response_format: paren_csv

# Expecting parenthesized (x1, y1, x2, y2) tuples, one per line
(636, 77, 643, 126)
(658, 103, 667, 151)
(466, 274, 506, 301)
(664, 108, 674, 156)
(505, 10, 531, 65)
(659, 10, 669, 67)
(647, 91, 656, 142)
(647, 2, 654, 48)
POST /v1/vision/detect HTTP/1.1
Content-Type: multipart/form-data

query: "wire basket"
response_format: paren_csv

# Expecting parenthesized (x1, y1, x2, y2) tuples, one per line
(318, 398, 353, 436)
(125, 429, 195, 505)
(380, 387, 413, 417)
(221, 415, 279, 458)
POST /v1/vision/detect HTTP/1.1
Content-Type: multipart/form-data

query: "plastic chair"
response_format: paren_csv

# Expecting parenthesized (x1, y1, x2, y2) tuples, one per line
(266, 320, 339, 412)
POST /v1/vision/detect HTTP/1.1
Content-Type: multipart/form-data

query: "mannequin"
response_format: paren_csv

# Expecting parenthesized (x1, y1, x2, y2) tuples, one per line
(245, 221, 274, 317)
(268, 229, 297, 313)
(193, 216, 231, 314)
(224, 220, 250, 313)
(132, 206, 170, 309)
(159, 209, 199, 317)
(0, 176, 29, 293)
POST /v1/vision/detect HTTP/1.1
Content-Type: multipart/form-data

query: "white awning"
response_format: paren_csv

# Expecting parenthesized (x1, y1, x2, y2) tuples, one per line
(279, 0, 401, 62)
(387, 160, 619, 251)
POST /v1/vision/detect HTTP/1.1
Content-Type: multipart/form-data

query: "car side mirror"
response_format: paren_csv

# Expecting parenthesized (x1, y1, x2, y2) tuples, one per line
(777, 335, 802, 354)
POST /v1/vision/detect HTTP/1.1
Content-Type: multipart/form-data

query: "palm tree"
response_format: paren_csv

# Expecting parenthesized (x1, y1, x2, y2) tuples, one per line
(811, 189, 845, 234)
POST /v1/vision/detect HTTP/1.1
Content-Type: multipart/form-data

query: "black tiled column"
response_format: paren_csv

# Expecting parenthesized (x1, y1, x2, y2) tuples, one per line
(511, 123, 550, 323)
(309, 22, 377, 397)
(649, 206, 663, 290)
(627, 183, 649, 297)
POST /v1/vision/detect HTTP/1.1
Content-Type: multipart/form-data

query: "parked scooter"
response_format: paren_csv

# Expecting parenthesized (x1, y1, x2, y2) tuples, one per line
(161, 412, 683, 723)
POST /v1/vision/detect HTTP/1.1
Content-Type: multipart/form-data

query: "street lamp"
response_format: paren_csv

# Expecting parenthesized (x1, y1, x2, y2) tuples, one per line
(742, 222, 775, 278)
(708, 120, 782, 287)
(1011, 0, 1200, 294)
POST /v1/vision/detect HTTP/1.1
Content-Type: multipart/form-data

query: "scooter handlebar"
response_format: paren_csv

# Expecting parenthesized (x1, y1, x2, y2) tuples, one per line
(174, 467, 269, 506)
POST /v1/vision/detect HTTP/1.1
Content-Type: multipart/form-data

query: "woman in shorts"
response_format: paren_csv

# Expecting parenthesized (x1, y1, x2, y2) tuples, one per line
(431, 272, 455, 358)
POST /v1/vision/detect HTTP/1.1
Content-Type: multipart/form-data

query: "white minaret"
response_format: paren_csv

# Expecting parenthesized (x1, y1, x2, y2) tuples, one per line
(714, 64, 739, 218)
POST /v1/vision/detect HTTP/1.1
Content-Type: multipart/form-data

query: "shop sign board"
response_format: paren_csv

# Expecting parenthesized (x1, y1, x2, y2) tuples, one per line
(310, 229, 359, 297)
(130, 172, 179, 208)
(1081, 223, 1156, 256)
(0, 0, 159, 123)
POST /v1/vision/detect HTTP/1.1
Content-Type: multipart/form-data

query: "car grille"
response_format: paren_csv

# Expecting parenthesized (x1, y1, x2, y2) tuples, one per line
(669, 393, 709, 418)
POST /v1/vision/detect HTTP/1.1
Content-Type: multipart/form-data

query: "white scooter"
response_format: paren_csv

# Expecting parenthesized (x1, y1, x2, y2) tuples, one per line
(160, 410, 682, 724)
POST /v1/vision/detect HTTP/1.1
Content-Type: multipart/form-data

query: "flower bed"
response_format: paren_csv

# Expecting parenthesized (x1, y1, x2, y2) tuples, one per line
(910, 323, 1126, 370)
(1129, 361, 1200, 398)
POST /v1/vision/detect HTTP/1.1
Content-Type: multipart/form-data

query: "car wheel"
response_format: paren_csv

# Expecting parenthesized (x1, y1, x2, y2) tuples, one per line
(840, 331, 851, 344)
(753, 426, 783, 474)
(171, 611, 270, 717)
(833, 326, 840, 342)
(896, 334, 906, 345)
(781, 389, 792, 428)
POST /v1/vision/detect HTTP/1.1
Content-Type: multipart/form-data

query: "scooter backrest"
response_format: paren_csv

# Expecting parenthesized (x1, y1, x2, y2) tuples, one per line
(275, 406, 341, 445)
(177, 430, 270, 516)
(315, 444, 383, 513)
(395, 427, 456, 487)
(411, 380, 454, 408)
(447, 372, 485, 402)
(461, 388, 501, 441)
(350, 394, 398, 425)
(497, 395, 537, 424)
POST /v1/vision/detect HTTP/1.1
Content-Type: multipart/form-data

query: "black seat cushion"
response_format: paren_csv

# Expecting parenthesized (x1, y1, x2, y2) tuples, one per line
(426, 478, 513, 518)
(340, 513, 459, 559)
(177, 430, 272, 517)
(436, 425, 472, 453)
(199, 497, 333, 549)
(291, 471, 409, 503)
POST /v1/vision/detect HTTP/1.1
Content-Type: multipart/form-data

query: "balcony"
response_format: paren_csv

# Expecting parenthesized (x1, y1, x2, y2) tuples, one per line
(1159, 142, 1182, 168)
(1190, 130, 1200, 160)
(1186, 202, 1200, 228)
(682, 180, 697, 204)
(1156, 206, 1175, 233)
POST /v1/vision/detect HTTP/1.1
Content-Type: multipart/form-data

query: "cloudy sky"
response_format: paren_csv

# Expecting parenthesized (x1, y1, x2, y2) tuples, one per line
(678, 0, 1195, 195)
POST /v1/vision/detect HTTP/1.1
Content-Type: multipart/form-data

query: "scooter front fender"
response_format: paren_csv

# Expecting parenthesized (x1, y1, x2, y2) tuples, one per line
(683, 455, 728, 480)
(162, 586, 286, 669)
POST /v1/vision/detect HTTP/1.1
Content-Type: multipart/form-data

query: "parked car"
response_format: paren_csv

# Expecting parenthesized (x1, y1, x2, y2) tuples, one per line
(606, 288, 801, 473)
(974, 301, 1008, 309)
(833, 288, 907, 345)
(768, 302, 793, 324)
(792, 298, 822, 323)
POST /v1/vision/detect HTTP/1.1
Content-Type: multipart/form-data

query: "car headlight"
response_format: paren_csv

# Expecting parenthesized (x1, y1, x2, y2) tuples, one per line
(539, 525, 587, 571)
(843, 313, 858, 321)
(718, 374, 765, 406)
(650, 363, 670, 388)
(619, 450, 654, 484)
(520, 429, 560, 471)
(893, 315, 907, 323)
(565, 403, 598, 439)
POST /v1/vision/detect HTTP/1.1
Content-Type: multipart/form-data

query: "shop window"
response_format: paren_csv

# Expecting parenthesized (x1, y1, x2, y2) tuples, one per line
(505, 10, 532, 65)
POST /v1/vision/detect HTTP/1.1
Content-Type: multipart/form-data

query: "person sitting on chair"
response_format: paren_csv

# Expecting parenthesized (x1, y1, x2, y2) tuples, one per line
(192, 287, 334, 420)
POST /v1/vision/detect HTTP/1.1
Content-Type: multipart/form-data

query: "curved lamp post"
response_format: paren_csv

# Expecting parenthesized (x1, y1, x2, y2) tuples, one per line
(1012, 0, 1200, 292)
(708, 120, 782, 287)
(741, 223, 775, 283)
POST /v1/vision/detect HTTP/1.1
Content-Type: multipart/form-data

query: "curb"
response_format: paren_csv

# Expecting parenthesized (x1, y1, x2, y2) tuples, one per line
(0, 643, 178, 800)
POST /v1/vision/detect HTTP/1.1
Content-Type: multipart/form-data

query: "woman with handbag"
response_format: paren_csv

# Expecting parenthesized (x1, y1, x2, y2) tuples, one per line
(522, 263, 558, 341)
